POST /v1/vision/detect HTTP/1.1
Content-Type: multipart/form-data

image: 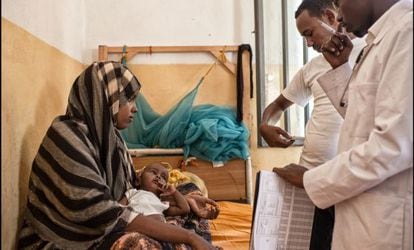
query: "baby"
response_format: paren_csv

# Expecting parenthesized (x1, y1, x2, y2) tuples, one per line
(125, 162, 190, 222)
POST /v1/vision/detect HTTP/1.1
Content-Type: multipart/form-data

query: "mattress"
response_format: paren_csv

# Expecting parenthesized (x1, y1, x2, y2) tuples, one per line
(210, 201, 252, 249)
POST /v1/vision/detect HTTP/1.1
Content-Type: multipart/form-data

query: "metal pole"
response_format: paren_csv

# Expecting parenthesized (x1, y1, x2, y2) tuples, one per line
(254, 0, 266, 147)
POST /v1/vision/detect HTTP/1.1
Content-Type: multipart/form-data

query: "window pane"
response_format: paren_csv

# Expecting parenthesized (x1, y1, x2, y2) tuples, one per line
(263, 0, 283, 128)
(257, 0, 317, 145)
(286, 0, 305, 137)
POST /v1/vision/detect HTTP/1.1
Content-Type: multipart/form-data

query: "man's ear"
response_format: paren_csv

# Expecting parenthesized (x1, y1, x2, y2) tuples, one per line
(323, 9, 337, 25)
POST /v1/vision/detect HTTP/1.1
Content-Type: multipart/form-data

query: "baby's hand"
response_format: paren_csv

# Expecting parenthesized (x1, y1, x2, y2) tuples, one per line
(186, 194, 220, 219)
(154, 178, 168, 191)
(159, 184, 176, 196)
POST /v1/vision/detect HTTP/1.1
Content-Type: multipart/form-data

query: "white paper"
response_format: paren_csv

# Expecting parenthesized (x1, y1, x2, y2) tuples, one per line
(250, 170, 315, 250)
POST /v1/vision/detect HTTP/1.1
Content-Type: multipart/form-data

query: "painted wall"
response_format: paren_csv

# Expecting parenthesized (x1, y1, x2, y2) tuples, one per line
(2, 0, 85, 62)
(1, 18, 84, 249)
(83, 0, 255, 64)
(2, 1, 303, 249)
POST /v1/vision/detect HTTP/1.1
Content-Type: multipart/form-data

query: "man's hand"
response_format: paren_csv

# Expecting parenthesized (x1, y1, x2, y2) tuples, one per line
(259, 124, 295, 148)
(321, 24, 353, 69)
(273, 164, 308, 188)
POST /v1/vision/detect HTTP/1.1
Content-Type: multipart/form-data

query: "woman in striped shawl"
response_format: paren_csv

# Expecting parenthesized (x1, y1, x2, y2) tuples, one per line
(18, 61, 215, 250)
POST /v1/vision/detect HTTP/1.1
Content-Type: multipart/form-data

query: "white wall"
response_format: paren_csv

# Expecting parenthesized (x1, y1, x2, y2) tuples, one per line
(2, 0, 255, 64)
(84, 0, 255, 64)
(2, 0, 85, 62)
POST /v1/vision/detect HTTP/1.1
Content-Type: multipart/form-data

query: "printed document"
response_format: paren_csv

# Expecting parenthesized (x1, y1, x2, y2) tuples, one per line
(250, 170, 315, 250)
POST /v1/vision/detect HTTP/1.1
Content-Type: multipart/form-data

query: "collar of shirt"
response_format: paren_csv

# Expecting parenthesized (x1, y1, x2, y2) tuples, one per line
(366, 0, 413, 45)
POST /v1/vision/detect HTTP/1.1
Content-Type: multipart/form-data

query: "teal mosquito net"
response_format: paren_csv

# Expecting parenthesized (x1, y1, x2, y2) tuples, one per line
(121, 78, 250, 163)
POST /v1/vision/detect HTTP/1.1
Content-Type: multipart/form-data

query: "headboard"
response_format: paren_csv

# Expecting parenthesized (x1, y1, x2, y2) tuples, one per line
(98, 45, 253, 204)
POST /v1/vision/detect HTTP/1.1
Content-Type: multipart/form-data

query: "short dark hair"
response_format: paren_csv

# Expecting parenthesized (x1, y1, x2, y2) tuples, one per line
(295, 0, 336, 19)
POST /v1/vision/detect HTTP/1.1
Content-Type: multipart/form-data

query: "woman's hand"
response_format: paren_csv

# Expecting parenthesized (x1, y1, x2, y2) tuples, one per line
(186, 194, 220, 219)
(126, 215, 219, 249)
(188, 232, 220, 250)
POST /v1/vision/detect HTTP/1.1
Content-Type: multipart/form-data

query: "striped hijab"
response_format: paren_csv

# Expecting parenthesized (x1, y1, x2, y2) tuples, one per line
(19, 62, 141, 249)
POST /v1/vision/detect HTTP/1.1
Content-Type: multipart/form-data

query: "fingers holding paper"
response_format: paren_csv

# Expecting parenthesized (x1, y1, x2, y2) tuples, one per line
(272, 164, 308, 188)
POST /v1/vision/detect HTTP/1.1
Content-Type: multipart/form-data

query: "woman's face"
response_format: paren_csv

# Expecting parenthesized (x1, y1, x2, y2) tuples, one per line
(140, 163, 169, 195)
(116, 95, 138, 130)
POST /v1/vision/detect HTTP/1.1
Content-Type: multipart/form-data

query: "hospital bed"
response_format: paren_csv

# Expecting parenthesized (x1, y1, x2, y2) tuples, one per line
(98, 45, 254, 249)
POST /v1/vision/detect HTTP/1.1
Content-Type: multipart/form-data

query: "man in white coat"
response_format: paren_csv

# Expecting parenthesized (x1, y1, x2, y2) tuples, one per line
(273, 0, 413, 249)
(260, 0, 365, 249)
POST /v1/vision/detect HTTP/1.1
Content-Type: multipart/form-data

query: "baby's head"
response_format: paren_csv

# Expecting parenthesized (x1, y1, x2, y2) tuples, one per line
(137, 162, 169, 196)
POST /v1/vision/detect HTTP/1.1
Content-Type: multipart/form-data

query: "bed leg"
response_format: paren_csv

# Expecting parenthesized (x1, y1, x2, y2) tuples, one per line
(246, 157, 253, 205)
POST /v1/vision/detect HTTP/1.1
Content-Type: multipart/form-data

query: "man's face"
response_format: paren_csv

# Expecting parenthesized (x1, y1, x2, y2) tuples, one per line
(335, 0, 373, 37)
(296, 10, 337, 52)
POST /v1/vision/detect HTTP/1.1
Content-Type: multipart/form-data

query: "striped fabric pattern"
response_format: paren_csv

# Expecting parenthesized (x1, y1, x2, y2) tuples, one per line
(18, 61, 141, 249)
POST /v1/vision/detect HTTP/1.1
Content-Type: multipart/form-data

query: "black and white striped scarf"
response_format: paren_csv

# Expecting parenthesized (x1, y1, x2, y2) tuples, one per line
(18, 61, 141, 249)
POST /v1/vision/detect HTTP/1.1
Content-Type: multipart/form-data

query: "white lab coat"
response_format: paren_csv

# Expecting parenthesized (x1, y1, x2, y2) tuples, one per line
(303, 1, 413, 249)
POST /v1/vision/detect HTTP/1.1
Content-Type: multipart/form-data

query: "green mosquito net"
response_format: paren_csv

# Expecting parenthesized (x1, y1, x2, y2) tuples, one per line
(121, 78, 250, 163)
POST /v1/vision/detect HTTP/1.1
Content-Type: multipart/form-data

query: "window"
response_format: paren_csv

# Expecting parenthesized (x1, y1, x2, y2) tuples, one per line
(254, 0, 318, 146)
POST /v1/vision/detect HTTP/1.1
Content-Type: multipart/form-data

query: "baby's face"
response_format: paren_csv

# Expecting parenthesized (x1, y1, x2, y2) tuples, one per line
(140, 163, 169, 195)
